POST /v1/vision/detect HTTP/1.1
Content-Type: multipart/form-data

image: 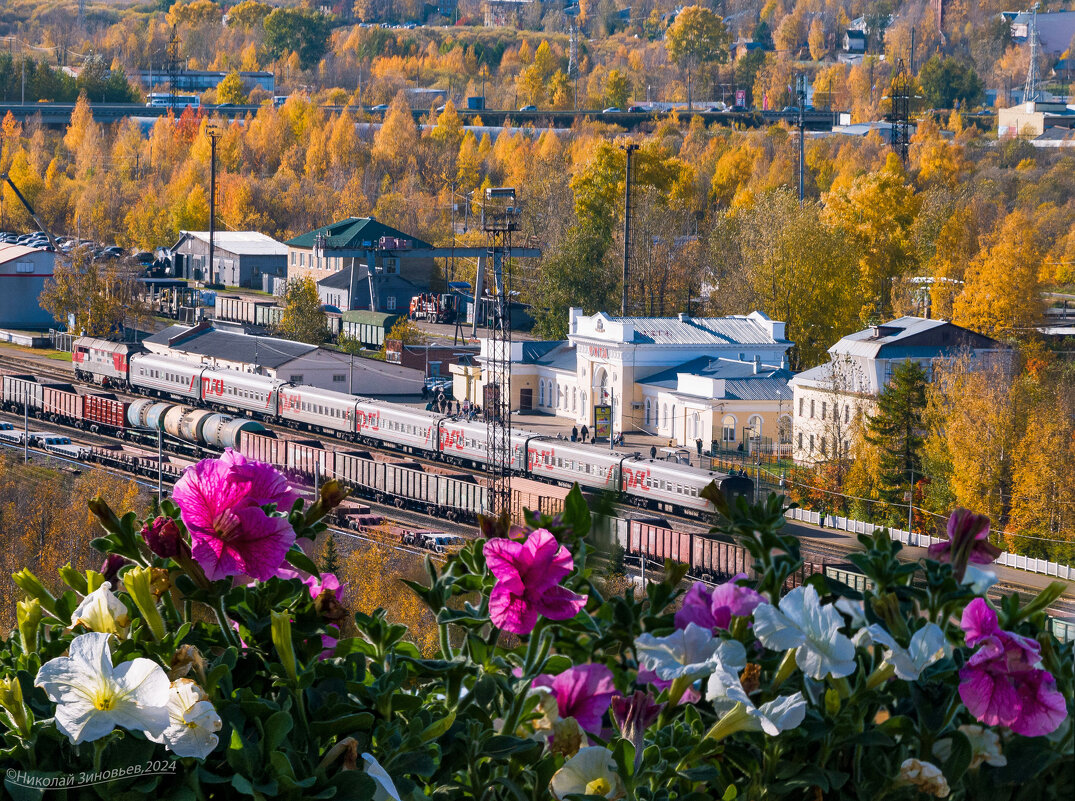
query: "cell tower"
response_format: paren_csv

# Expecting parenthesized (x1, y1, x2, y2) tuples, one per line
(165, 26, 182, 107)
(888, 59, 911, 168)
(481, 188, 520, 521)
(1023, 4, 1042, 104)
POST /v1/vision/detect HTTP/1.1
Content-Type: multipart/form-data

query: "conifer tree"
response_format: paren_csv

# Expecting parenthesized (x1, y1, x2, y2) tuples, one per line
(864, 360, 928, 506)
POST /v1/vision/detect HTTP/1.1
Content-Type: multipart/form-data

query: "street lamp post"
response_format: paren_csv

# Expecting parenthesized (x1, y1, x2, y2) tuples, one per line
(205, 123, 222, 286)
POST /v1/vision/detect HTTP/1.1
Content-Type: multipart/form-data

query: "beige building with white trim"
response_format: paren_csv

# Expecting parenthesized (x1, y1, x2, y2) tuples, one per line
(452, 308, 794, 447)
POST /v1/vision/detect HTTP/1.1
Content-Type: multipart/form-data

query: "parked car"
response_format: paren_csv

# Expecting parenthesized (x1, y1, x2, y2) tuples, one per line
(627, 105, 649, 112)
(370, 104, 389, 112)
(602, 107, 622, 114)
(518, 105, 537, 112)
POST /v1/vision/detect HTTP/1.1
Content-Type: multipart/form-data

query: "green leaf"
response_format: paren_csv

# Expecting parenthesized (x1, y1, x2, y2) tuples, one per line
(1008, 581, 1068, 625)
(263, 710, 293, 752)
(722, 786, 738, 801)
(941, 729, 972, 783)
(562, 484, 591, 537)
(420, 709, 456, 742)
(286, 547, 320, 576)
(230, 774, 257, 796)
(483, 735, 542, 759)
(310, 712, 375, 739)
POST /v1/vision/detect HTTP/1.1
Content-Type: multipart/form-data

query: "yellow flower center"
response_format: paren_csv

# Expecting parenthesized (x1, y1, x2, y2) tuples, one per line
(585, 778, 611, 796)
(93, 691, 115, 711)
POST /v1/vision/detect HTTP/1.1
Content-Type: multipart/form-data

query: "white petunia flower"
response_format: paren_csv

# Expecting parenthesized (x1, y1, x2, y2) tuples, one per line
(70, 582, 130, 638)
(897, 758, 950, 798)
(860, 623, 948, 681)
(634, 623, 747, 681)
(932, 725, 1006, 770)
(550, 746, 625, 800)
(706, 665, 807, 736)
(753, 586, 856, 680)
(363, 753, 402, 801)
(962, 565, 998, 595)
(34, 632, 170, 745)
(146, 678, 222, 759)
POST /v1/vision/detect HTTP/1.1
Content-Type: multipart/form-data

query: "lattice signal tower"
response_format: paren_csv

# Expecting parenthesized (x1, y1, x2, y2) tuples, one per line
(888, 59, 912, 168)
(481, 188, 520, 520)
(165, 26, 182, 107)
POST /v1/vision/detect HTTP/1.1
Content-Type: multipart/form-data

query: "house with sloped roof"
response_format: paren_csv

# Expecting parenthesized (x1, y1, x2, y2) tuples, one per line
(788, 317, 1006, 464)
(316, 268, 423, 315)
(285, 218, 434, 301)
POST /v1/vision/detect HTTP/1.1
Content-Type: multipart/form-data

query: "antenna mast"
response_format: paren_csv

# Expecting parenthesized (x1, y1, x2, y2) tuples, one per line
(1022, 4, 1042, 104)
(888, 59, 911, 167)
(166, 26, 182, 108)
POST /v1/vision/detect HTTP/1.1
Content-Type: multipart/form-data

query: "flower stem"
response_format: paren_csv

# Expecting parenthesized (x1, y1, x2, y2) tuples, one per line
(213, 595, 240, 650)
(771, 648, 798, 689)
(866, 661, 896, 690)
(93, 738, 107, 774)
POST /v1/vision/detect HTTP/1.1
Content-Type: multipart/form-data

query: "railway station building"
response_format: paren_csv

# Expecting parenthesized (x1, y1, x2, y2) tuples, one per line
(789, 317, 1006, 464)
(169, 231, 287, 291)
(452, 308, 795, 447)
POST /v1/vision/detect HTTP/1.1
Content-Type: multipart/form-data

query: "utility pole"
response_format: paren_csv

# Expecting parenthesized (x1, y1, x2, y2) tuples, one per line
(796, 75, 807, 205)
(909, 26, 916, 73)
(157, 427, 163, 505)
(23, 386, 29, 463)
(907, 465, 915, 534)
(620, 142, 638, 316)
(205, 123, 222, 286)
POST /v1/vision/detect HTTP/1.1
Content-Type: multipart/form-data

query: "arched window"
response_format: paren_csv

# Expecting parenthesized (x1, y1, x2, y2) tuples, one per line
(558, 385, 563, 408)
(661, 404, 668, 429)
(694, 413, 702, 438)
(748, 415, 763, 439)
(671, 405, 676, 438)
(644, 399, 651, 425)
(778, 415, 792, 445)
(538, 381, 545, 407)
(722, 415, 736, 442)
(572, 387, 577, 412)
(581, 391, 586, 411)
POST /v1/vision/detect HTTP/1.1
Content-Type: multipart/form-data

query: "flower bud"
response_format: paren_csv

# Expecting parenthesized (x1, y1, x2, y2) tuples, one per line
(122, 566, 167, 642)
(825, 688, 842, 716)
(0, 676, 31, 738)
(88, 495, 125, 536)
(142, 516, 185, 559)
(100, 553, 130, 585)
(58, 563, 89, 595)
(16, 599, 42, 654)
(11, 568, 58, 617)
(271, 611, 299, 683)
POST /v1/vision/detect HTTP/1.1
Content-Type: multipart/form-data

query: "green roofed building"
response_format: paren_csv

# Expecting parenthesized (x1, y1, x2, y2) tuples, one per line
(285, 218, 434, 306)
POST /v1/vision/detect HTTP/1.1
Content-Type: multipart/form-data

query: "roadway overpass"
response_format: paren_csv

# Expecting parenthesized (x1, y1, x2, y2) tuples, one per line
(0, 101, 844, 132)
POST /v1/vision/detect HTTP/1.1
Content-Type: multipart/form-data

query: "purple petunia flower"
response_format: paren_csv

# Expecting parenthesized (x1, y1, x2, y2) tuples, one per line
(172, 449, 298, 582)
(674, 575, 766, 632)
(483, 529, 587, 635)
(957, 599, 1067, 737)
(305, 572, 346, 603)
(928, 509, 1002, 581)
(532, 664, 617, 734)
(611, 690, 663, 764)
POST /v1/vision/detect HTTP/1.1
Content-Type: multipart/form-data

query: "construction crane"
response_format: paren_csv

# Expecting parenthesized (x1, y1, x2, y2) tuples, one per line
(2, 171, 63, 254)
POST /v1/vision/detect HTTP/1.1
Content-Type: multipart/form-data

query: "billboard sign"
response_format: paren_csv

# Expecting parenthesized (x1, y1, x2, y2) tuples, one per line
(594, 404, 612, 440)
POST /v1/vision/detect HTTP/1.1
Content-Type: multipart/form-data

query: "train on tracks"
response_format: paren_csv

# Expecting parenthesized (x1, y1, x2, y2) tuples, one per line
(52, 336, 754, 517)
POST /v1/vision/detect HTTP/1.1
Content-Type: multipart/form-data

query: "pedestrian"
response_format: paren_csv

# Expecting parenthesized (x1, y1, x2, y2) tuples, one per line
(581, 425, 589, 443)
(455, 400, 460, 415)
(818, 504, 826, 529)
(571, 426, 578, 442)
(695, 437, 703, 457)
(649, 445, 657, 459)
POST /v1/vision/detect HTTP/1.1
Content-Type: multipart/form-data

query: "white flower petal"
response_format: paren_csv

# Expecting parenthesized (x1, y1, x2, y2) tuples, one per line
(962, 565, 998, 594)
(715, 639, 748, 672)
(835, 598, 866, 627)
(550, 746, 624, 800)
(752, 603, 806, 651)
(71, 583, 130, 637)
(635, 623, 722, 681)
(54, 698, 115, 744)
(755, 692, 807, 735)
(148, 679, 221, 759)
(363, 753, 402, 801)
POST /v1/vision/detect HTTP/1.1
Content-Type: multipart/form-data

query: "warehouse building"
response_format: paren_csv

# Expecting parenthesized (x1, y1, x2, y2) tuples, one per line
(169, 231, 288, 291)
(0, 244, 56, 329)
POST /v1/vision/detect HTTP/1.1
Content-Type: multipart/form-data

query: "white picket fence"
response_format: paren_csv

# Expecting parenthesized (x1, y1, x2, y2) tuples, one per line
(785, 508, 1073, 582)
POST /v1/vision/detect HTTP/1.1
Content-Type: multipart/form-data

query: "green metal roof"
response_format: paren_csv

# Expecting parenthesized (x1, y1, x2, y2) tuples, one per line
(285, 217, 431, 250)
(341, 310, 402, 327)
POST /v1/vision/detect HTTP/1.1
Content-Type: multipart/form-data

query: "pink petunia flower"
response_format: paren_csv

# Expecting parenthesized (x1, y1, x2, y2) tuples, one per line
(172, 449, 297, 582)
(305, 572, 346, 603)
(957, 599, 1067, 737)
(482, 529, 587, 635)
(928, 509, 1002, 581)
(674, 575, 766, 632)
(532, 664, 617, 734)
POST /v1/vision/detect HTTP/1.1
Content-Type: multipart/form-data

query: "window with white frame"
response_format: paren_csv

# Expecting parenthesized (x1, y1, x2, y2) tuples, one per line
(722, 415, 736, 442)
(778, 415, 792, 445)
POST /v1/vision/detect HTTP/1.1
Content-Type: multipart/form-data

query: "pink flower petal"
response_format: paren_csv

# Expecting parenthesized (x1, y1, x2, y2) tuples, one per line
(521, 529, 574, 589)
(961, 599, 999, 647)
(483, 538, 526, 594)
(1011, 670, 1068, 737)
(548, 664, 617, 733)
(531, 584, 587, 622)
(959, 664, 1020, 728)
(489, 584, 539, 634)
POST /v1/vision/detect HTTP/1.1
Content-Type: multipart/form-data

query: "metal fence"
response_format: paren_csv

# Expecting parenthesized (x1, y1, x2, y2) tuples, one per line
(785, 507, 1073, 581)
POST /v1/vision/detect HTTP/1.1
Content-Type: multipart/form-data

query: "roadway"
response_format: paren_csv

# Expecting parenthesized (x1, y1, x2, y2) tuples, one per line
(0, 101, 842, 131)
